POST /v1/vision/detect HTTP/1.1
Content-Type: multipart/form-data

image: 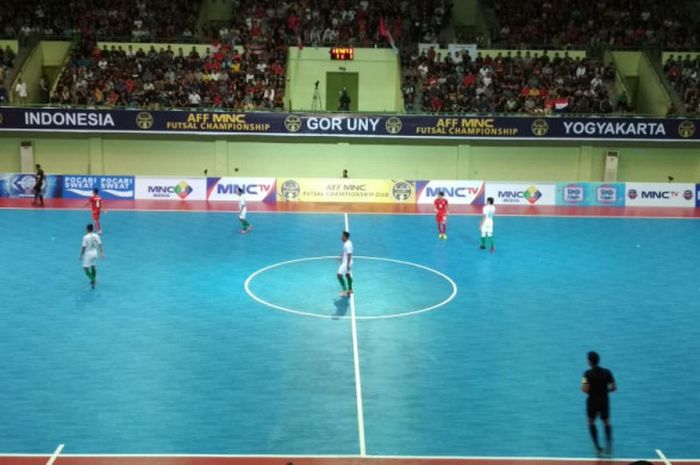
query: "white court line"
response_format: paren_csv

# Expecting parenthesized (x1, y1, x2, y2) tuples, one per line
(2, 206, 699, 221)
(46, 444, 64, 465)
(1, 453, 693, 461)
(344, 212, 367, 456)
(657, 449, 673, 465)
(349, 292, 367, 456)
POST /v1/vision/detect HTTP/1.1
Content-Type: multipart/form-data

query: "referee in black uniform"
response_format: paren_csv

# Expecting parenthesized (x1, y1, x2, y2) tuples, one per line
(582, 351, 616, 455)
(33, 164, 45, 206)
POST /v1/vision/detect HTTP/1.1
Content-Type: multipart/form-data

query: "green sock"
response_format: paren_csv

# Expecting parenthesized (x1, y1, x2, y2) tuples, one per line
(83, 268, 92, 280)
(337, 275, 347, 290)
(346, 275, 353, 291)
(489, 236, 495, 248)
(242, 219, 250, 229)
(480, 237, 486, 247)
(91, 267, 97, 281)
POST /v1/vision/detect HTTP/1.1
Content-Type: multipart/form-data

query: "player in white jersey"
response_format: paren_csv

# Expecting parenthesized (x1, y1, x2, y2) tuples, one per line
(337, 231, 353, 296)
(480, 196, 496, 252)
(236, 187, 252, 234)
(79, 223, 104, 288)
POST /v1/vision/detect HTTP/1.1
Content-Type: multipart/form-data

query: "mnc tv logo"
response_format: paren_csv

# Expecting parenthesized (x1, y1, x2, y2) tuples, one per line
(425, 186, 480, 198)
(217, 183, 271, 195)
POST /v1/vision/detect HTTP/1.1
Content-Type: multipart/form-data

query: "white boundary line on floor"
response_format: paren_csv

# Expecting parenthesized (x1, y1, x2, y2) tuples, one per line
(45, 444, 64, 465)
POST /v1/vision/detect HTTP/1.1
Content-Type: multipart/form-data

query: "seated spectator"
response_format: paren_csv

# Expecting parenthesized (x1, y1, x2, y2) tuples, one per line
(407, 50, 615, 114)
(486, 0, 699, 50)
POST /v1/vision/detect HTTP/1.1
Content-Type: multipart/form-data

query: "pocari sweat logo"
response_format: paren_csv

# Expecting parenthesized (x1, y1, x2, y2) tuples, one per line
(63, 175, 135, 199)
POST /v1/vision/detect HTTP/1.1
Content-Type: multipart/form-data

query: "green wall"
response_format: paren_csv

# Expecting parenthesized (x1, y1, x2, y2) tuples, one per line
(1, 134, 698, 182)
(286, 48, 402, 112)
(0, 40, 19, 54)
(611, 51, 670, 116)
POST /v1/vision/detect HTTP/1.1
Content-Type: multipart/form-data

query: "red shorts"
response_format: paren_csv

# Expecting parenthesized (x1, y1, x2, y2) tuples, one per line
(92, 210, 101, 220)
(436, 214, 447, 223)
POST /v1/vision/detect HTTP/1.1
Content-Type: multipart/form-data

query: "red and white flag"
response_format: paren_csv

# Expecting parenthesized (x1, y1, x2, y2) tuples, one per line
(379, 17, 398, 54)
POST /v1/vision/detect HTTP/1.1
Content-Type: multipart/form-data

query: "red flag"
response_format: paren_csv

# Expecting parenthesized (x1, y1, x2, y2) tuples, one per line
(379, 17, 398, 54)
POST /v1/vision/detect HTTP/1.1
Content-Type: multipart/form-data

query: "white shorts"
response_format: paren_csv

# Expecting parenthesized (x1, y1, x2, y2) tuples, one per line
(82, 251, 98, 268)
(337, 261, 352, 275)
(239, 208, 247, 220)
(481, 220, 494, 236)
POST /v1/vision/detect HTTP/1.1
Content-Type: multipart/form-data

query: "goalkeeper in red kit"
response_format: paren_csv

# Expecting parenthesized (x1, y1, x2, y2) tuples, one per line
(434, 191, 448, 240)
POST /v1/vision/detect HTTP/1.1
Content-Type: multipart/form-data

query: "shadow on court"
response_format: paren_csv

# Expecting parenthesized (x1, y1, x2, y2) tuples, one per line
(333, 297, 349, 318)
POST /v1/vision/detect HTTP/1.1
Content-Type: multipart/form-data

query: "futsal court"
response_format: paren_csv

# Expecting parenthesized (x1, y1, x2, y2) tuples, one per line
(0, 200, 698, 465)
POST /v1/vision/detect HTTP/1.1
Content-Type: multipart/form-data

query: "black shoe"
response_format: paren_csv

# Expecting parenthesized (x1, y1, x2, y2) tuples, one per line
(90, 280, 95, 289)
(480, 245, 486, 250)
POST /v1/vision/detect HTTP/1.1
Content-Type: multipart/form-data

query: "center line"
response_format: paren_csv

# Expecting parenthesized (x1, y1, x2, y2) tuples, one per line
(345, 213, 366, 456)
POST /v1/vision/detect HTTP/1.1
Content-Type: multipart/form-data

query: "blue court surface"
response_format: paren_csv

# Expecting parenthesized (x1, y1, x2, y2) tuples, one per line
(0, 209, 698, 458)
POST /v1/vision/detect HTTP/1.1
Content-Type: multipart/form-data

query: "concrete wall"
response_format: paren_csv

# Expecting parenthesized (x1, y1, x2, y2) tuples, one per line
(286, 47, 402, 113)
(611, 51, 671, 116)
(1, 135, 698, 182)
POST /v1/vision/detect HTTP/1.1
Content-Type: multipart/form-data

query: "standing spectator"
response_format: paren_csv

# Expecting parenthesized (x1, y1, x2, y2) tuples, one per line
(338, 88, 351, 111)
(39, 75, 50, 103)
(581, 351, 616, 455)
(15, 77, 28, 104)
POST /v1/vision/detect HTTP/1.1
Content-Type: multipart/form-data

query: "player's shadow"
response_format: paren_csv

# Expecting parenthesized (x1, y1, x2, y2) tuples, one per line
(332, 297, 349, 319)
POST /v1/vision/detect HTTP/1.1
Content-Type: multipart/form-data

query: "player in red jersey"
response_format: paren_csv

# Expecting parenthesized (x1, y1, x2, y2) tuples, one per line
(85, 188, 105, 234)
(434, 191, 448, 239)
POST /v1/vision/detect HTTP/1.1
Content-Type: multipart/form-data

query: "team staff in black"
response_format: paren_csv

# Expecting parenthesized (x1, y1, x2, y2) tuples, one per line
(581, 351, 616, 455)
(33, 164, 45, 206)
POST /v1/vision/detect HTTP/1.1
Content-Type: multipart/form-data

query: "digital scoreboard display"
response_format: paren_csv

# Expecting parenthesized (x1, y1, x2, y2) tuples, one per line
(330, 47, 355, 60)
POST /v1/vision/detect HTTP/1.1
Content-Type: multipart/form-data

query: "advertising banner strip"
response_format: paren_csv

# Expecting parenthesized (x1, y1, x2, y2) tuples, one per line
(697, 184, 700, 208)
(0, 108, 698, 141)
(555, 182, 625, 207)
(206, 177, 277, 202)
(485, 183, 557, 206)
(277, 178, 415, 203)
(415, 180, 485, 205)
(0, 173, 63, 198)
(62, 175, 135, 199)
(625, 183, 695, 207)
(135, 177, 207, 201)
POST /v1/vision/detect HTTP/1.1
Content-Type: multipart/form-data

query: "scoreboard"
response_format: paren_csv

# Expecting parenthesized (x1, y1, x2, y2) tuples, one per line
(330, 47, 354, 60)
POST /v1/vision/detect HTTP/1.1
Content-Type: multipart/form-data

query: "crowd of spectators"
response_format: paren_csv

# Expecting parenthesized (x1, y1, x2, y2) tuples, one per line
(1, 0, 200, 42)
(664, 54, 700, 116)
(50, 0, 454, 110)
(487, 0, 699, 50)
(208, 0, 452, 50)
(404, 49, 617, 114)
(53, 37, 285, 109)
(0, 46, 16, 104)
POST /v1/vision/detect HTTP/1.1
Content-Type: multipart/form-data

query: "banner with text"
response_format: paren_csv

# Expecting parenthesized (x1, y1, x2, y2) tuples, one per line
(0, 173, 63, 198)
(625, 183, 695, 207)
(206, 177, 276, 202)
(485, 183, 556, 206)
(0, 108, 698, 141)
(62, 175, 135, 199)
(697, 184, 700, 208)
(555, 182, 625, 207)
(277, 178, 415, 203)
(135, 177, 207, 201)
(415, 180, 485, 205)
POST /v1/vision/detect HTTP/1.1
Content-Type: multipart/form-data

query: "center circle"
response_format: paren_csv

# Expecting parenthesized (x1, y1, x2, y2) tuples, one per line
(244, 256, 457, 320)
